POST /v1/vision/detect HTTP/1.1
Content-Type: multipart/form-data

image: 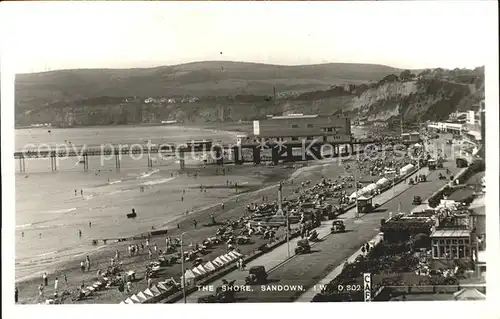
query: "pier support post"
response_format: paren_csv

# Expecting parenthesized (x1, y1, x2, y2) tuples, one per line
(252, 147, 261, 165)
(19, 157, 26, 173)
(286, 145, 294, 162)
(179, 150, 185, 170)
(214, 147, 224, 166)
(115, 153, 121, 170)
(83, 154, 89, 172)
(271, 146, 279, 165)
(233, 146, 243, 165)
(50, 154, 57, 171)
(147, 152, 153, 168)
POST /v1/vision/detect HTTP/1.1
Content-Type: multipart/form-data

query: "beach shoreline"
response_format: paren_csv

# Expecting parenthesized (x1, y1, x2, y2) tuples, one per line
(15, 155, 359, 304)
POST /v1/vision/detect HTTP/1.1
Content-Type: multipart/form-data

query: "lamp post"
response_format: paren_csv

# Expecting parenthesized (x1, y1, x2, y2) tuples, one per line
(277, 182, 290, 257)
(180, 231, 190, 304)
(354, 169, 359, 218)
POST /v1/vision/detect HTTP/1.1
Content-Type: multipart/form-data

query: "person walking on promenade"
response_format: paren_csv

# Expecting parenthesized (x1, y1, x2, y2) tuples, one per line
(78, 229, 82, 239)
(38, 284, 44, 300)
(126, 282, 132, 294)
(148, 278, 153, 289)
(86, 255, 91, 271)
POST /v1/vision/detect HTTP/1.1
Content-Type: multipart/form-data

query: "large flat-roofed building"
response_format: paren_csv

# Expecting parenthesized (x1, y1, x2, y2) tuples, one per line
(252, 114, 351, 143)
(427, 121, 464, 134)
(401, 132, 421, 142)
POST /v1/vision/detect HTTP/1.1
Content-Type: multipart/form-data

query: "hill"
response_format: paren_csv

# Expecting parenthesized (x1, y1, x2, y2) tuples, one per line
(14, 62, 484, 127)
(15, 61, 401, 112)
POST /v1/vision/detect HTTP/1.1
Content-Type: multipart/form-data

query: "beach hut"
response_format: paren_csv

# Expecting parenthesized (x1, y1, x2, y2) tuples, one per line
(228, 251, 240, 259)
(204, 261, 216, 271)
(362, 183, 377, 195)
(182, 269, 196, 286)
(219, 255, 231, 264)
(196, 265, 207, 274)
(400, 164, 414, 176)
(124, 298, 135, 304)
(191, 267, 203, 277)
(213, 257, 225, 266)
(453, 288, 486, 301)
(156, 282, 169, 292)
(119, 301, 126, 304)
(136, 291, 148, 302)
(349, 189, 365, 199)
(376, 177, 390, 188)
(130, 295, 142, 303)
(143, 288, 156, 298)
(150, 286, 162, 296)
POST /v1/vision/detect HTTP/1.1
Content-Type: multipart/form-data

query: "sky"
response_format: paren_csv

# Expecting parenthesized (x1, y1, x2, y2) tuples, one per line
(0, 1, 497, 74)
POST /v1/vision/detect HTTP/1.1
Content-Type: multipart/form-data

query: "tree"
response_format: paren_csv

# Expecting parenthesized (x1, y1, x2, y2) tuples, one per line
(399, 70, 412, 81)
(379, 74, 399, 85)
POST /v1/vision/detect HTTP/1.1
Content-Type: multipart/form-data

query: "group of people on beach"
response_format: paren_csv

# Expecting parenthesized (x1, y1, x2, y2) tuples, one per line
(79, 256, 91, 273)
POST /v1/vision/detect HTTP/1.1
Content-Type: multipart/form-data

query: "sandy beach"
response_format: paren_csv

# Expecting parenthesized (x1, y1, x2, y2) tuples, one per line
(16, 152, 382, 304)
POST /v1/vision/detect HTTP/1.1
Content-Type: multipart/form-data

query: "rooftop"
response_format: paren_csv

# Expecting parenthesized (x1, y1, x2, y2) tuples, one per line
(431, 229, 471, 238)
(271, 114, 319, 120)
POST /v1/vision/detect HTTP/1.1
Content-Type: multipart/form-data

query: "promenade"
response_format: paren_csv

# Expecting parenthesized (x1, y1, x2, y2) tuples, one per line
(179, 152, 462, 303)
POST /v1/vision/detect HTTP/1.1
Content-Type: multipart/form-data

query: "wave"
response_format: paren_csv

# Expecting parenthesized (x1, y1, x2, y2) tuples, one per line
(141, 177, 175, 187)
(138, 168, 160, 179)
(46, 207, 77, 214)
(16, 223, 33, 230)
(109, 180, 122, 185)
(104, 189, 131, 196)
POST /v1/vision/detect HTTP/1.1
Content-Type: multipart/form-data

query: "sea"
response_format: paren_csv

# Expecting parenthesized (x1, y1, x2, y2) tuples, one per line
(14, 125, 368, 281)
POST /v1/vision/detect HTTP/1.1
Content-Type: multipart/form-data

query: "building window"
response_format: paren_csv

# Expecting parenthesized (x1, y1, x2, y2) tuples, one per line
(464, 239, 470, 244)
(291, 137, 298, 141)
(291, 124, 299, 128)
(307, 124, 314, 128)
(458, 239, 464, 245)
(307, 136, 314, 140)
(439, 246, 445, 258)
(432, 245, 439, 258)
(458, 246, 465, 258)
(446, 240, 451, 245)
(452, 239, 458, 245)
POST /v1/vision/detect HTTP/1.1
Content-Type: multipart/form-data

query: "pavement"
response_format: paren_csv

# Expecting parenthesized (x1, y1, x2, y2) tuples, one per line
(177, 167, 434, 303)
(177, 135, 462, 303)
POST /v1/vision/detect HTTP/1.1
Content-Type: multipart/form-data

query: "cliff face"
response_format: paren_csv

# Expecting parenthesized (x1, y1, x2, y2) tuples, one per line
(15, 64, 485, 127)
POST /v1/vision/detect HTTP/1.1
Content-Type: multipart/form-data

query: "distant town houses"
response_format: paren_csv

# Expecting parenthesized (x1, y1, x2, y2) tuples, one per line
(143, 97, 199, 104)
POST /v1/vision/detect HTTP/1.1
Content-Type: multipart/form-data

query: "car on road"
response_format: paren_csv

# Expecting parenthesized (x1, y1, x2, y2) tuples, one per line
(331, 220, 346, 233)
(412, 196, 422, 205)
(294, 239, 311, 255)
(245, 266, 268, 285)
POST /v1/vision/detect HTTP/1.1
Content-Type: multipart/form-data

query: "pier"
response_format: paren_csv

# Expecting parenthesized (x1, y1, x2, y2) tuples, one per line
(13, 137, 418, 172)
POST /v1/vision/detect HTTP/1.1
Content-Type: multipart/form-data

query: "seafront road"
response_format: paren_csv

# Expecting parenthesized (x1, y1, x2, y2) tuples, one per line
(177, 135, 461, 303)
(177, 158, 460, 303)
